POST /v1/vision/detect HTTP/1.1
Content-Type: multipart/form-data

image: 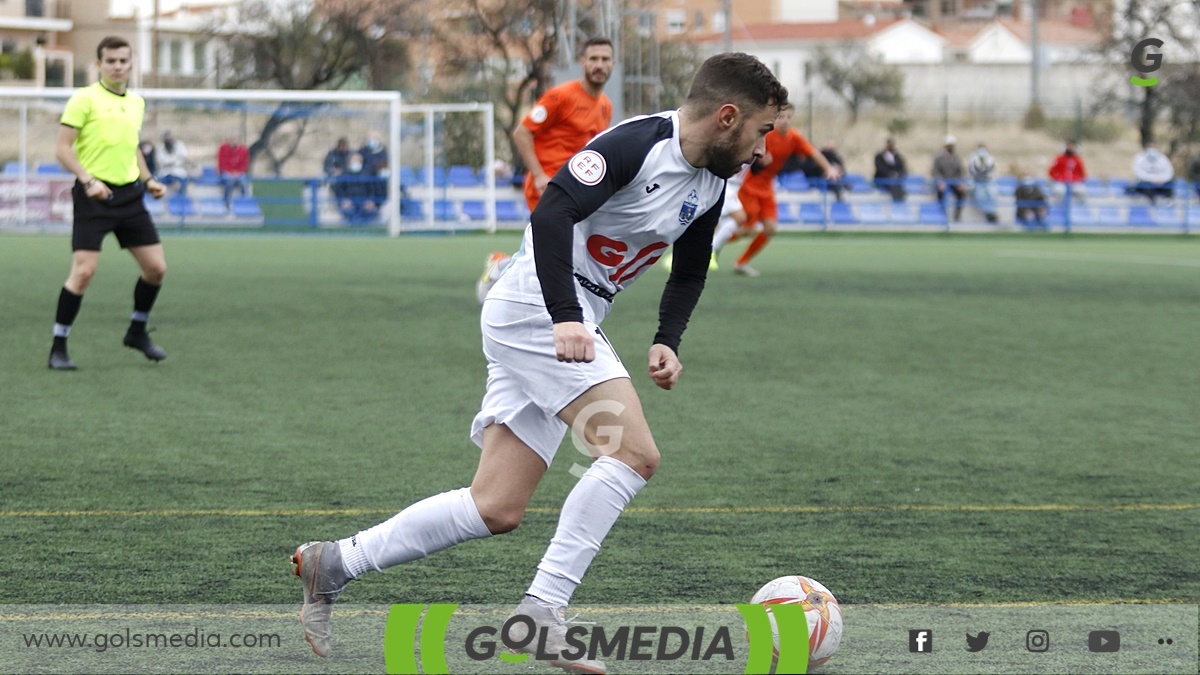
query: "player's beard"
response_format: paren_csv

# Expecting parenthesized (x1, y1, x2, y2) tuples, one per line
(706, 120, 747, 179)
(586, 69, 609, 87)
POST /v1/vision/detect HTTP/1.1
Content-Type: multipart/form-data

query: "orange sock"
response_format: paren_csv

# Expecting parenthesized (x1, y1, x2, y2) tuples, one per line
(737, 232, 771, 266)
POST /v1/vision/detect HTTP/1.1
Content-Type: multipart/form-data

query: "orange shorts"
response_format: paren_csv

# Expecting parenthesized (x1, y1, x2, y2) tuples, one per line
(739, 189, 777, 227)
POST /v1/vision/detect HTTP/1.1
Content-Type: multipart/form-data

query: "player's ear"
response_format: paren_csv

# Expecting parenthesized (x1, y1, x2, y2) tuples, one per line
(716, 104, 739, 131)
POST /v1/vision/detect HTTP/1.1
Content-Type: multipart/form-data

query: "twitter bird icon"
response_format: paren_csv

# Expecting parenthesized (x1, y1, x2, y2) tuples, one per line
(966, 631, 990, 652)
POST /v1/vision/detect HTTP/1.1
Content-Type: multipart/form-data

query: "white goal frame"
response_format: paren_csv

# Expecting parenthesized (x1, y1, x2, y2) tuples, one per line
(0, 87, 497, 236)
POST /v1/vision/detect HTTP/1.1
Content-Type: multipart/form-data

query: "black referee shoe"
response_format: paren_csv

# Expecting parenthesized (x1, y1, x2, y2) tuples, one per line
(123, 330, 167, 362)
(48, 347, 77, 371)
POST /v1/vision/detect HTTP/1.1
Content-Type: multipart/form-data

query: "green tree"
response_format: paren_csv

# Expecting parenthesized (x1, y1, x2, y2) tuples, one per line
(811, 43, 905, 124)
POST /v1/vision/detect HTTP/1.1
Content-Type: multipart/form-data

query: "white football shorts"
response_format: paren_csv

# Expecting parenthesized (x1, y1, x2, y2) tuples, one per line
(470, 298, 630, 466)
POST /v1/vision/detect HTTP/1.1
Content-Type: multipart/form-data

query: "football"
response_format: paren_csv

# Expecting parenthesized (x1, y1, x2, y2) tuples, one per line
(750, 575, 843, 671)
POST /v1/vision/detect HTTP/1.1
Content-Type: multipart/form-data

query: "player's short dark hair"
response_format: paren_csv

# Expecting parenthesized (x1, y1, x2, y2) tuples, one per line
(684, 52, 788, 119)
(97, 36, 131, 60)
(580, 37, 613, 56)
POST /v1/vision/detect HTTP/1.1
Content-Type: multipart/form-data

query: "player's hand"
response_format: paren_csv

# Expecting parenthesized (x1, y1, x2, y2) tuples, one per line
(534, 173, 551, 196)
(648, 344, 682, 390)
(553, 321, 595, 363)
(825, 166, 843, 181)
(85, 178, 112, 201)
(145, 179, 167, 199)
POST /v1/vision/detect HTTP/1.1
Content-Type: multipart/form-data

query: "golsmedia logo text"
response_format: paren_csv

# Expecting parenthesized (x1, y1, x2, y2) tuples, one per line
(467, 614, 733, 662)
(382, 603, 810, 674)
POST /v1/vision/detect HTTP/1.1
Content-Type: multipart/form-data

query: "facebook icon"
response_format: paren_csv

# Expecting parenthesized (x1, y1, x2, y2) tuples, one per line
(909, 629, 934, 653)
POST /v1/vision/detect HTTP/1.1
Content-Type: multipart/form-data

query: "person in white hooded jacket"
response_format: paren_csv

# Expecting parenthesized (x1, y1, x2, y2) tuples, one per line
(1132, 141, 1175, 204)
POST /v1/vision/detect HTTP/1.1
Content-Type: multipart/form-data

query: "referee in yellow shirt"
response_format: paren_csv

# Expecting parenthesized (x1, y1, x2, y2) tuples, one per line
(49, 36, 169, 370)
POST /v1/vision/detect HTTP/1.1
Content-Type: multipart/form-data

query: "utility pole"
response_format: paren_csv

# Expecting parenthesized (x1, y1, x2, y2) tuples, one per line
(1030, 0, 1040, 106)
(149, 0, 160, 88)
(558, 0, 624, 120)
(722, 0, 731, 52)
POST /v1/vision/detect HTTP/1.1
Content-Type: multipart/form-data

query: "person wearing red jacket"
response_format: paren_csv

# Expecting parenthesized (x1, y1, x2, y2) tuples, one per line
(217, 136, 250, 210)
(1048, 140, 1087, 201)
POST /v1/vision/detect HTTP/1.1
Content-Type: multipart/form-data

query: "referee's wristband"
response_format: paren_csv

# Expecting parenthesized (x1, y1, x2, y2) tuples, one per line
(84, 178, 97, 189)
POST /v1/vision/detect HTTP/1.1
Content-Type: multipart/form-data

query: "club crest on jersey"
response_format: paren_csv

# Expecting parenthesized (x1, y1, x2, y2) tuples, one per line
(678, 189, 700, 225)
(569, 150, 606, 186)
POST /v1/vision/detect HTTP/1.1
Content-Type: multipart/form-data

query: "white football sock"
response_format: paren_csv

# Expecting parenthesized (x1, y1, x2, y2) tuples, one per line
(338, 487, 491, 577)
(712, 215, 740, 253)
(527, 456, 647, 606)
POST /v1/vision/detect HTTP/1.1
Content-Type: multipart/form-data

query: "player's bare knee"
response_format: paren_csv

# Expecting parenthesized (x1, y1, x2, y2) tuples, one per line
(142, 263, 166, 285)
(763, 220, 778, 236)
(477, 505, 523, 535)
(69, 267, 96, 291)
(616, 444, 660, 480)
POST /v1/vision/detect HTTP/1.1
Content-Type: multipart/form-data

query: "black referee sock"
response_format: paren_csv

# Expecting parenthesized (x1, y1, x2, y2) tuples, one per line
(53, 287, 83, 345)
(129, 277, 162, 334)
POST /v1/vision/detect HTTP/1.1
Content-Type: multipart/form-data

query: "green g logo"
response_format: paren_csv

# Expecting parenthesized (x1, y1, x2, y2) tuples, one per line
(1130, 38, 1163, 87)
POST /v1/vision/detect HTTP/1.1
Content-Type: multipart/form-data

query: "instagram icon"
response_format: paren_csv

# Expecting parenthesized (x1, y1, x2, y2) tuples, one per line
(1026, 630, 1050, 652)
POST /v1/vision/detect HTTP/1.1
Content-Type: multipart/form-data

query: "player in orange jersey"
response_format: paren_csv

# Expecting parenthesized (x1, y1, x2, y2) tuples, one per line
(513, 37, 615, 213)
(730, 105, 840, 276)
(477, 37, 615, 303)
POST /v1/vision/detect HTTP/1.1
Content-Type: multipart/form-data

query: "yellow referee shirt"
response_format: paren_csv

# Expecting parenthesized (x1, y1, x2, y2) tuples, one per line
(60, 82, 145, 185)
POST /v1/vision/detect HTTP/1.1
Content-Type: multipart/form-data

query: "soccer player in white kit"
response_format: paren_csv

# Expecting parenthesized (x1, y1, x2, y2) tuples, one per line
(291, 53, 788, 674)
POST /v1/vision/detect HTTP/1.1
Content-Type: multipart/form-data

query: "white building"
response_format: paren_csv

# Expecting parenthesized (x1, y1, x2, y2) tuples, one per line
(695, 16, 1103, 110)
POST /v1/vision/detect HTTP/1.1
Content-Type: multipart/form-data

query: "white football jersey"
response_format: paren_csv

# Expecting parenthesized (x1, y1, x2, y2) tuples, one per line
(490, 111, 726, 323)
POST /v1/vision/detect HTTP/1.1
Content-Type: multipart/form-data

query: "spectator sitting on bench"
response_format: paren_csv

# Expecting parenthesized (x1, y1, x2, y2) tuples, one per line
(1131, 141, 1174, 205)
(1014, 174, 1049, 229)
(1048, 140, 1087, 203)
(874, 137, 907, 202)
(333, 152, 386, 224)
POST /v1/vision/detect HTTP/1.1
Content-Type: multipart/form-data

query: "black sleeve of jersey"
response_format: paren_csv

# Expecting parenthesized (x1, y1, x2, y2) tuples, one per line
(531, 183, 586, 324)
(653, 191, 723, 354)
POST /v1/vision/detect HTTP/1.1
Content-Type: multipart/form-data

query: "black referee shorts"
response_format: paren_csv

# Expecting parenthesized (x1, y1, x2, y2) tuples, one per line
(71, 180, 161, 252)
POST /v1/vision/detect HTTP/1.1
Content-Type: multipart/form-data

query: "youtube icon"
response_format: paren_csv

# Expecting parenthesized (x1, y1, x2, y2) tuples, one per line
(1088, 630, 1120, 653)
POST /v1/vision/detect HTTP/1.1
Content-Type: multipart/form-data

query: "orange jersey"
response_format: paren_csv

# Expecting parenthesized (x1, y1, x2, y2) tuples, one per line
(522, 80, 612, 209)
(740, 128, 816, 199)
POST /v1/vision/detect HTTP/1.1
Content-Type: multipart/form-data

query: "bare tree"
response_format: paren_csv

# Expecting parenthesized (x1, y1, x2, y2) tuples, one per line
(429, 0, 567, 167)
(211, 0, 412, 175)
(1095, 0, 1200, 146)
(812, 43, 905, 124)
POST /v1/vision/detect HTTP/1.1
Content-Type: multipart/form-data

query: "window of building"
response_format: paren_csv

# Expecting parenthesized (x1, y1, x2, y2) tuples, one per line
(193, 40, 207, 73)
(712, 11, 726, 34)
(169, 39, 183, 73)
(665, 9, 685, 35)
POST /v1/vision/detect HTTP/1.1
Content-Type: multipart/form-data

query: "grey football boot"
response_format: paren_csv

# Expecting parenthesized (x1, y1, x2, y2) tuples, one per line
(291, 541, 350, 657)
(505, 595, 606, 674)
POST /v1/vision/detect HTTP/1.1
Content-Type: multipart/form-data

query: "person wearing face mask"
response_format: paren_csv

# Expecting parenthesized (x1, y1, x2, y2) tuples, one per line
(1131, 141, 1175, 205)
(333, 152, 385, 225)
(1048, 140, 1087, 203)
(1014, 173, 1049, 229)
(358, 131, 388, 178)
